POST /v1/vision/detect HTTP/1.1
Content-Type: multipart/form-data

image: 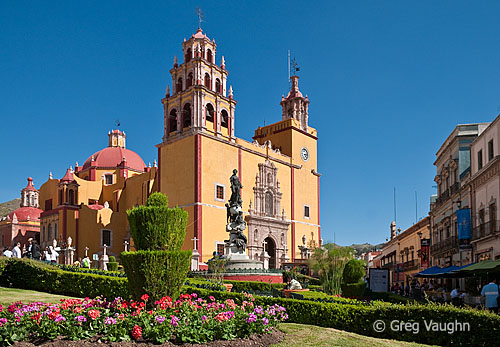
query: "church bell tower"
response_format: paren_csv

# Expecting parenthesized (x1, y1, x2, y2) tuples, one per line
(161, 28, 237, 142)
(280, 75, 309, 131)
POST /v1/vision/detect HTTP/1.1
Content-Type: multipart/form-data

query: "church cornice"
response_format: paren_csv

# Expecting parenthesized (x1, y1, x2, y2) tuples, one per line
(157, 130, 303, 170)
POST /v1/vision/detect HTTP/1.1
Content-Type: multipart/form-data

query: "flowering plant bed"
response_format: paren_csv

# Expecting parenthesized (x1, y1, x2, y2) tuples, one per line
(0, 293, 287, 346)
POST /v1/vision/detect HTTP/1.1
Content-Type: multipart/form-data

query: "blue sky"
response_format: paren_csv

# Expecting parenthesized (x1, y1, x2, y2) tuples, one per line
(1, 1, 500, 246)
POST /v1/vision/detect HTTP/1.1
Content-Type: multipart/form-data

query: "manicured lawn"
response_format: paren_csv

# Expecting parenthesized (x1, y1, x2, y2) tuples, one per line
(275, 323, 435, 347)
(0, 287, 76, 306)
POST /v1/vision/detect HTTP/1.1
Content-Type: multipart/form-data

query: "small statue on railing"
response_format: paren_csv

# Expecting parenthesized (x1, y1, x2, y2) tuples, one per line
(225, 169, 247, 252)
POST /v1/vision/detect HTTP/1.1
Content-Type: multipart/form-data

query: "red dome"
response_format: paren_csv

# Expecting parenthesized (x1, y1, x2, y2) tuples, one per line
(82, 147, 146, 172)
(9, 206, 42, 221)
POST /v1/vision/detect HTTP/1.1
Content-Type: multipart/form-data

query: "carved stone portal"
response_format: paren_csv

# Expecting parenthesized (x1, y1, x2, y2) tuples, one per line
(246, 160, 290, 269)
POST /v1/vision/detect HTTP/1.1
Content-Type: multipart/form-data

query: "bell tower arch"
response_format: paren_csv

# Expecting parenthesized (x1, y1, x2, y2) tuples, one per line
(161, 28, 237, 142)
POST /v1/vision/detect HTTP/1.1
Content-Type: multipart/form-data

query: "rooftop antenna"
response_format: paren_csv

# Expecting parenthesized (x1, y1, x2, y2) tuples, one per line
(196, 7, 205, 29)
(415, 191, 418, 223)
(288, 50, 290, 80)
(115, 119, 121, 128)
(393, 187, 397, 224)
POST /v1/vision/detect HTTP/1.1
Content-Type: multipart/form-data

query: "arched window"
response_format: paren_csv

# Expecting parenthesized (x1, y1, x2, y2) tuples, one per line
(206, 104, 215, 123)
(69, 190, 75, 205)
(186, 72, 193, 88)
(221, 110, 229, 128)
(177, 77, 183, 93)
(169, 109, 177, 133)
(207, 49, 213, 63)
(215, 78, 221, 94)
(265, 192, 274, 216)
(183, 103, 192, 128)
(204, 73, 211, 89)
(58, 189, 63, 205)
(185, 48, 192, 63)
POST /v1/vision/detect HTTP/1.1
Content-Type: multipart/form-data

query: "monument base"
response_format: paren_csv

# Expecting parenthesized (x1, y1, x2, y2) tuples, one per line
(223, 244, 264, 271)
(222, 273, 283, 284)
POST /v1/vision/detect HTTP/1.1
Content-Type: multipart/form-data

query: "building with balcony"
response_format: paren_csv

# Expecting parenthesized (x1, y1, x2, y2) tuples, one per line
(470, 115, 500, 261)
(376, 217, 430, 285)
(430, 123, 489, 267)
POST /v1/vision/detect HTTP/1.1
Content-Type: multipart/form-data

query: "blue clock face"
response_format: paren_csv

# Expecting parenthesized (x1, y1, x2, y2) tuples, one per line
(300, 147, 309, 161)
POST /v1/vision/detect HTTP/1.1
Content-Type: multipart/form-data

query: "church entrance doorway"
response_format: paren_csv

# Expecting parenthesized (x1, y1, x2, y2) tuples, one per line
(264, 237, 276, 269)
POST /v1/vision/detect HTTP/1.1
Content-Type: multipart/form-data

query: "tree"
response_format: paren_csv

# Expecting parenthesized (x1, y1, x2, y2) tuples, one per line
(309, 246, 355, 295)
(342, 259, 366, 284)
(121, 192, 191, 302)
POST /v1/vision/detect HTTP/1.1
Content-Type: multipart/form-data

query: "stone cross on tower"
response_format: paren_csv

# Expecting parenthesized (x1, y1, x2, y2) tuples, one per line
(123, 241, 129, 252)
(262, 239, 268, 252)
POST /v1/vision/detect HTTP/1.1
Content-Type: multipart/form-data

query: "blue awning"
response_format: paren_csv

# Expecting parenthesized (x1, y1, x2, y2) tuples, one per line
(415, 264, 475, 278)
(414, 265, 442, 277)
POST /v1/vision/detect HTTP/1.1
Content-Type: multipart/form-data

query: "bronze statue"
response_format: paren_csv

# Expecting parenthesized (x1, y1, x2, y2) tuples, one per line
(225, 169, 247, 252)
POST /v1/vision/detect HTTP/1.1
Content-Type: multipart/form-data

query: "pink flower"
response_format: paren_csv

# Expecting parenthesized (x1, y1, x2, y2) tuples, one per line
(170, 315, 179, 327)
(141, 294, 149, 301)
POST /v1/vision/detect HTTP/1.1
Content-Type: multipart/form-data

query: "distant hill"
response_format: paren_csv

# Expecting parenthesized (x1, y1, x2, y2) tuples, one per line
(0, 198, 21, 218)
(323, 242, 384, 256)
(349, 242, 384, 256)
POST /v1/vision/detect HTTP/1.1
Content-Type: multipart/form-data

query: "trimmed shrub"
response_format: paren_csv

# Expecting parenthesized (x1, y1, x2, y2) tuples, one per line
(123, 192, 191, 303)
(121, 250, 191, 301)
(127, 193, 187, 251)
(342, 259, 365, 284)
(107, 255, 119, 271)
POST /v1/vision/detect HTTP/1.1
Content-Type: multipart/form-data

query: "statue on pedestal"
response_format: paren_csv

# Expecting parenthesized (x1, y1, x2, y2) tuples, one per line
(225, 169, 247, 253)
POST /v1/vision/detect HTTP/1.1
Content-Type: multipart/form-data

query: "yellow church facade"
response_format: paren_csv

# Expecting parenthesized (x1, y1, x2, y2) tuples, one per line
(157, 29, 321, 266)
(38, 28, 321, 268)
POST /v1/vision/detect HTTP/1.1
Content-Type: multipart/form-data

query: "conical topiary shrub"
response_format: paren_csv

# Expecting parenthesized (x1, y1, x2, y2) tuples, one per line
(121, 192, 191, 302)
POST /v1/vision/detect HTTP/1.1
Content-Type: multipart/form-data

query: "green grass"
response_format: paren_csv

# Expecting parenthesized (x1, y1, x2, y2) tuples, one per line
(0, 287, 76, 306)
(274, 323, 436, 347)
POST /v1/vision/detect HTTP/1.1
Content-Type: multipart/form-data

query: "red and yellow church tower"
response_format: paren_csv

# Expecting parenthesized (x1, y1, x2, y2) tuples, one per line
(157, 29, 321, 267)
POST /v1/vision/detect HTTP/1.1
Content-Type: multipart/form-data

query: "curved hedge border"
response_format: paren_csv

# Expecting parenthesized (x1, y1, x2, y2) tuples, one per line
(0, 258, 129, 299)
(2, 258, 500, 346)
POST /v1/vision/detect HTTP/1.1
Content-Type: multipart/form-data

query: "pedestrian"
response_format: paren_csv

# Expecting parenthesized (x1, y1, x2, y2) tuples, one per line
(12, 242, 21, 258)
(82, 255, 91, 269)
(43, 246, 50, 261)
(405, 281, 410, 297)
(23, 238, 33, 258)
(481, 278, 499, 313)
(48, 245, 59, 263)
(399, 282, 404, 296)
(2, 246, 12, 258)
(31, 240, 41, 260)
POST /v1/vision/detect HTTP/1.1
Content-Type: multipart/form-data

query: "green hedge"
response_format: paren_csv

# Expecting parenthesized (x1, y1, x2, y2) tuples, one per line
(0, 258, 129, 299)
(121, 250, 191, 302)
(183, 285, 500, 347)
(2, 258, 500, 346)
(341, 282, 366, 298)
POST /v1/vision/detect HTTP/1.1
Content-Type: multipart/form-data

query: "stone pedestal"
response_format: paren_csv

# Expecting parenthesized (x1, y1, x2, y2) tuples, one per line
(99, 254, 109, 271)
(64, 247, 75, 265)
(261, 252, 270, 270)
(191, 249, 200, 271)
(223, 244, 263, 271)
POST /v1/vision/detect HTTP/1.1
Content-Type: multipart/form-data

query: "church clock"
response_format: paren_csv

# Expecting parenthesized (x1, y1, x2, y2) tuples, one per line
(300, 147, 309, 162)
